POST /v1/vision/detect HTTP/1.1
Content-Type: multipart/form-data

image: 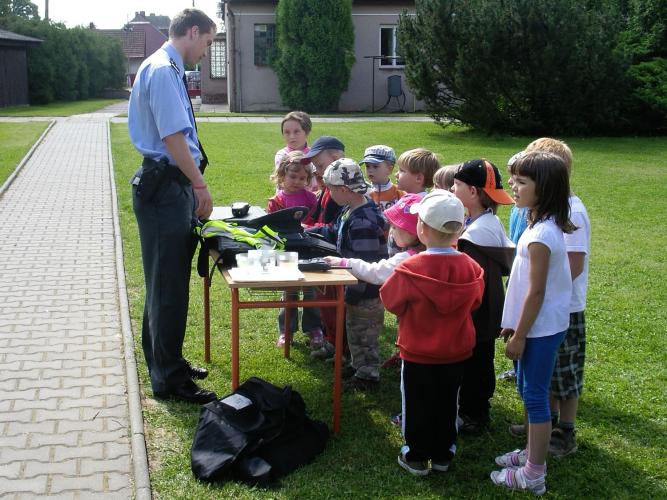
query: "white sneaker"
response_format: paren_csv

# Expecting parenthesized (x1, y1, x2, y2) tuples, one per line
(495, 448, 527, 468)
(490, 466, 546, 496)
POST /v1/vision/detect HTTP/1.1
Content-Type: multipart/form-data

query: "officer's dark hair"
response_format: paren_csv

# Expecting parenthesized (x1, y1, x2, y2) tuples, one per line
(169, 9, 216, 38)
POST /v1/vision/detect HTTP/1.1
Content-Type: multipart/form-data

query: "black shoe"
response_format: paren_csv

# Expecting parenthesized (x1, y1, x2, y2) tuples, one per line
(458, 416, 490, 435)
(341, 364, 357, 380)
(154, 380, 217, 404)
(186, 361, 209, 380)
(344, 376, 379, 392)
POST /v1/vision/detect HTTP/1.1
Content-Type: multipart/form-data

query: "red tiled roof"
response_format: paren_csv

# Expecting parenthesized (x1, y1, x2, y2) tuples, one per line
(98, 28, 145, 58)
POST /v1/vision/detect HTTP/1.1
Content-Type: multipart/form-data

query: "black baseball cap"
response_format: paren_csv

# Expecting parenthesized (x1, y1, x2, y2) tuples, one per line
(454, 159, 514, 205)
(301, 136, 345, 162)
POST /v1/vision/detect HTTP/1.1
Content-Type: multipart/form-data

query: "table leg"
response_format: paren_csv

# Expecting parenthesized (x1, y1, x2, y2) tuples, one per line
(283, 292, 291, 359)
(203, 276, 211, 363)
(231, 288, 240, 390)
(333, 284, 345, 434)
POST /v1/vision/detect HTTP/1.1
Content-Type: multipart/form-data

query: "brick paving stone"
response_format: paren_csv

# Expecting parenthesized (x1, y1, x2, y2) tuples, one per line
(0, 118, 137, 497)
(0, 476, 48, 494)
(28, 431, 79, 448)
(23, 458, 78, 478)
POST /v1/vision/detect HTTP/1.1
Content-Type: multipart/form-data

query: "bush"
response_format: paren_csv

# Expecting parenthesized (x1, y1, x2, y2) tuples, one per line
(272, 0, 355, 112)
(628, 58, 667, 116)
(0, 17, 125, 104)
(398, 0, 633, 135)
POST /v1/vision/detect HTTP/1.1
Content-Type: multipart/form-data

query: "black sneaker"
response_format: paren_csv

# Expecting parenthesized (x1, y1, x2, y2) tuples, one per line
(343, 376, 379, 391)
(397, 446, 429, 476)
(431, 459, 451, 472)
(458, 415, 490, 435)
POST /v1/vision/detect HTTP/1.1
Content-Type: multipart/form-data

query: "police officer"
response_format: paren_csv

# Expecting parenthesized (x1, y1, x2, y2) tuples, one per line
(128, 9, 217, 404)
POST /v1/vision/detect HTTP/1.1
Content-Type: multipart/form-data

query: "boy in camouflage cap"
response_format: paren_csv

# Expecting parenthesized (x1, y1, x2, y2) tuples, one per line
(315, 158, 388, 390)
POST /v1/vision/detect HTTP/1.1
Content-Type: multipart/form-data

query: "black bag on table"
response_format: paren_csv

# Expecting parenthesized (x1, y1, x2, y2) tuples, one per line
(190, 377, 329, 486)
(196, 206, 339, 277)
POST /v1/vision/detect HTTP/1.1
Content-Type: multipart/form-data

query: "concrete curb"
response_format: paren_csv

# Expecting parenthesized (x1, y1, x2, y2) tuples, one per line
(106, 120, 152, 500)
(0, 119, 55, 199)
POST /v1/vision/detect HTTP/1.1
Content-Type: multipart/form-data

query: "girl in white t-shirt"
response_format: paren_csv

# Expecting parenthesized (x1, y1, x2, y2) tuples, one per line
(490, 151, 575, 495)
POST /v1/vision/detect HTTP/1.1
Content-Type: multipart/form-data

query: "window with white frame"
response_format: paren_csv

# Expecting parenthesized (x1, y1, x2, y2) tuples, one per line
(209, 38, 226, 79)
(254, 24, 276, 66)
(380, 25, 404, 67)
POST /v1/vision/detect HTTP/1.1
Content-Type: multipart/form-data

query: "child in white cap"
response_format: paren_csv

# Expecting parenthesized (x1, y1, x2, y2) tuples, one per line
(380, 190, 484, 476)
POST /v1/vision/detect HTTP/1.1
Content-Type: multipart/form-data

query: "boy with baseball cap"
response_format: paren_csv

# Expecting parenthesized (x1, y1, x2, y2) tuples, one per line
(451, 159, 515, 434)
(315, 158, 388, 390)
(360, 145, 405, 214)
(301, 136, 345, 227)
(380, 190, 485, 476)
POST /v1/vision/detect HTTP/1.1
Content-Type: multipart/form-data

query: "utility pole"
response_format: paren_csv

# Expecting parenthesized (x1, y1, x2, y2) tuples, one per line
(45, 0, 49, 20)
(122, 23, 133, 88)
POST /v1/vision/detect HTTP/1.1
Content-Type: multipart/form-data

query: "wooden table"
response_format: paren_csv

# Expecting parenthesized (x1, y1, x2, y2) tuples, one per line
(202, 256, 357, 434)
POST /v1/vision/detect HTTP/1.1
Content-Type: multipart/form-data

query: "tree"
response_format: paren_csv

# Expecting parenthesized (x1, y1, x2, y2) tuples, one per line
(0, 0, 39, 20)
(0, 17, 125, 104)
(272, 0, 355, 112)
(398, 0, 635, 135)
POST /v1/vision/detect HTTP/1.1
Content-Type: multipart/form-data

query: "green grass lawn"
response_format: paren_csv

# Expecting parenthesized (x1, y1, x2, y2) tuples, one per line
(0, 98, 124, 117)
(111, 122, 667, 499)
(0, 122, 49, 185)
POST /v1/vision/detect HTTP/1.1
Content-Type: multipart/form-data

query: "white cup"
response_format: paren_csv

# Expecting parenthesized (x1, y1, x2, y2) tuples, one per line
(278, 251, 299, 270)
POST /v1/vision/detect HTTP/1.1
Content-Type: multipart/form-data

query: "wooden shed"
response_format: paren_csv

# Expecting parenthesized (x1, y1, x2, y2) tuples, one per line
(0, 29, 42, 108)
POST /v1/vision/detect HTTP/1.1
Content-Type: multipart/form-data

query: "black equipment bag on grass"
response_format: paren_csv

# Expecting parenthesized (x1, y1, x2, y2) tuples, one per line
(191, 377, 329, 486)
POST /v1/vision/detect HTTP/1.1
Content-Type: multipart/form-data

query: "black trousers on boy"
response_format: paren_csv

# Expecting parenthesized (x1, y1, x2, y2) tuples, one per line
(458, 339, 496, 423)
(401, 359, 464, 463)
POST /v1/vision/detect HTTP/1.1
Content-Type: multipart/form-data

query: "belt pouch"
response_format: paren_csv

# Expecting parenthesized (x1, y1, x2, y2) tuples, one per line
(136, 157, 168, 201)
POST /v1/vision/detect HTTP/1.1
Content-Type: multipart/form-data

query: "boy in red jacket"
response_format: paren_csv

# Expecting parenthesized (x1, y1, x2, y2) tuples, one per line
(380, 189, 484, 476)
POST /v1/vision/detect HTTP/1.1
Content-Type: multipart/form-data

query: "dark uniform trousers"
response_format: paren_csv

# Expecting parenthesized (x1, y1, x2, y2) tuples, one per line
(402, 359, 464, 463)
(132, 172, 198, 393)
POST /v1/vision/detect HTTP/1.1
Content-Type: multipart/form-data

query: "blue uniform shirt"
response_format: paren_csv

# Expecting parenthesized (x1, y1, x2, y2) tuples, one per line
(128, 42, 201, 167)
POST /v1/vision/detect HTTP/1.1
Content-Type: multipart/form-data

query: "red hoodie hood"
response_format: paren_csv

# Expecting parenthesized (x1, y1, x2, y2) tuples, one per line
(393, 254, 485, 313)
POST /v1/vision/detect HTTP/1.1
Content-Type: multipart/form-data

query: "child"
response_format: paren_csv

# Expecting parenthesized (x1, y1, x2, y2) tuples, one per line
(274, 111, 312, 167)
(498, 151, 528, 387)
(525, 138, 590, 457)
(318, 158, 388, 390)
(395, 148, 440, 195)
(491, 151, 575, 495)
(322, 193, 425, 390)
(507, 152, 529, 244)
(380, 190, 484, 476)
(451, 159, 515, 434)
(301, 135, 345, 227)
(324, 193, 425, 285)
(433, 164, 460, 191)
(301, 136, 346, 361)
(360, 145, 404, 213)
(267, 151, 323, 348)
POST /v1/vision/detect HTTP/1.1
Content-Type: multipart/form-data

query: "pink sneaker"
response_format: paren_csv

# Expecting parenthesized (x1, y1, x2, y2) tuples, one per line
(309, 329, 324, 349)
(276, 333, 290, 347)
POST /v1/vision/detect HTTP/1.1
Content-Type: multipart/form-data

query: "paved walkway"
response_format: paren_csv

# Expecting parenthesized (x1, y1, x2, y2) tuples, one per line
(0, 116, 148, 498)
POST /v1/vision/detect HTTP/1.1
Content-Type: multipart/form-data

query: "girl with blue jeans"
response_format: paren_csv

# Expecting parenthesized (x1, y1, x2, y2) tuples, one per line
(491, 151, 576, 495)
